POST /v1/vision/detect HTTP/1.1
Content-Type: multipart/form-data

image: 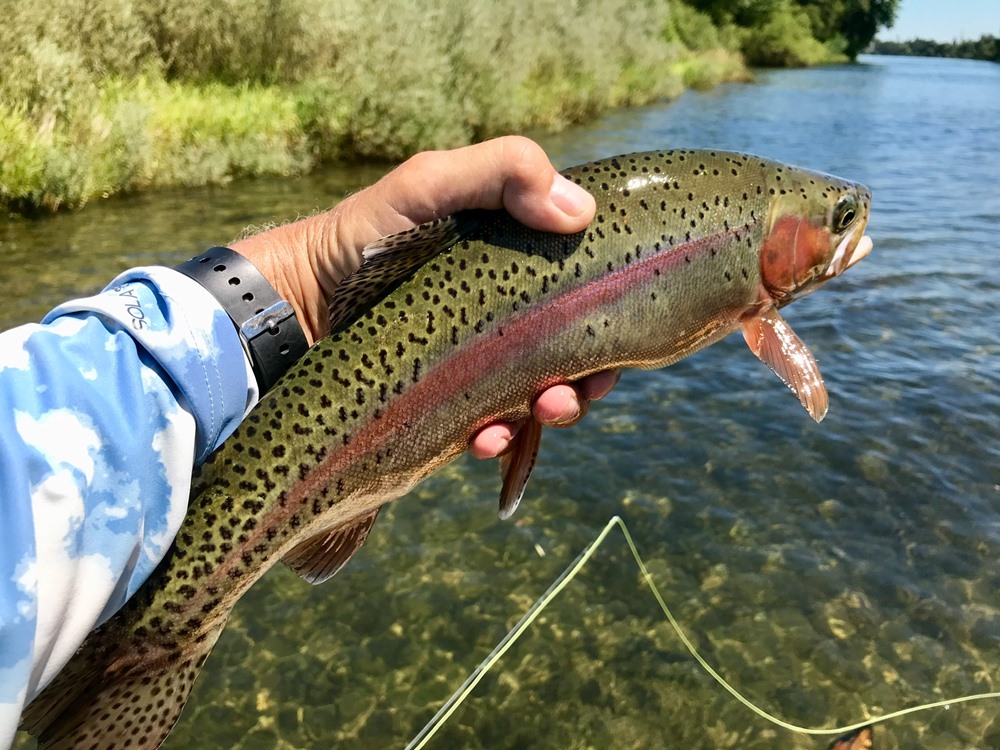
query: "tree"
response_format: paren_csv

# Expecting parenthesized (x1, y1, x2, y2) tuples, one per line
(870, 33, 1000, 63)
(680, 0, 901, 62)
(837, 0, 900, 59)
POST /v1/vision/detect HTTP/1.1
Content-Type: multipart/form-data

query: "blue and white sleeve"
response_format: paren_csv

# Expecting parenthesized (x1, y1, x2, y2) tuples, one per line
(0, 266, 258, 746)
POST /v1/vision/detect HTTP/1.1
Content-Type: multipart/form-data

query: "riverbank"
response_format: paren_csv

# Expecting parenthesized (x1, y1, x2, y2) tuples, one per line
(0, 1, 752, 216)
(0, 51, 748, 216)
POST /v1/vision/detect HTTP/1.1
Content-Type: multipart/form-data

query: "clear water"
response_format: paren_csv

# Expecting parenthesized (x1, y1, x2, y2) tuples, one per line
(5, 55, 1000, 749)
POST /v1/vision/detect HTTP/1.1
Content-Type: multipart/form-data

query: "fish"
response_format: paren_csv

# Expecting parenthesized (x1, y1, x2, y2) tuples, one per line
(20, 149, 872, 749)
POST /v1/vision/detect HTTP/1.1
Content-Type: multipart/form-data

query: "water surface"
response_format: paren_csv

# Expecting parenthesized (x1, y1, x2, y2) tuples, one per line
(5, 55, 1000, 749)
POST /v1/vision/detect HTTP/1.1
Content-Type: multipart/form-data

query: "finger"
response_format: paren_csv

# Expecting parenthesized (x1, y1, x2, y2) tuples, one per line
(472, 370, 622, 458)
(532, 384, 587, 428)
(470, 422, 519, 460)
(533, 370, 621, 428)
(338, 136, 596, 250)
(579, 369, 621, 401)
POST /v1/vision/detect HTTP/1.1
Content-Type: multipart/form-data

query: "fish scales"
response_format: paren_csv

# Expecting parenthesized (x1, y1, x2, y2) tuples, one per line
(20, 149, 872, 749)
(188, 151, 775, 584)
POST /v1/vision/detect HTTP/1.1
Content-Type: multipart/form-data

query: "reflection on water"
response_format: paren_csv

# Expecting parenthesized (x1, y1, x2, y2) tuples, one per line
(7, 56, 1000, 749)
(0, 165, 391, 330)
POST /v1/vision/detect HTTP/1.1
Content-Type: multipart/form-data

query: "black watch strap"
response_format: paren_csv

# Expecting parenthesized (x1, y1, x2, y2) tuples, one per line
(176, 246, 309, 394)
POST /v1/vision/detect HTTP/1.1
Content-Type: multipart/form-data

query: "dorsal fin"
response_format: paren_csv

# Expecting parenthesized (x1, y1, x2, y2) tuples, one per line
(328, 211, 485, 333)
(498, 417, 543, 520)
(283, 508, 381, 584)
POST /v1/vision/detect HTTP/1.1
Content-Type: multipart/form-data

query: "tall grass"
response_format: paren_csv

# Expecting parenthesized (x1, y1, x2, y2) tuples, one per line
(0, 0, 747, 214)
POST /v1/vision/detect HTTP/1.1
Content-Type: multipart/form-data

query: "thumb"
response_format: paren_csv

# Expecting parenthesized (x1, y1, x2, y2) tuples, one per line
(343, 135, 596, 244)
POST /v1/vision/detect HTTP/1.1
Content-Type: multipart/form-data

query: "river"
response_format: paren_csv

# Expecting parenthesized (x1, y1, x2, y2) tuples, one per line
(5, 54, 1000, 749)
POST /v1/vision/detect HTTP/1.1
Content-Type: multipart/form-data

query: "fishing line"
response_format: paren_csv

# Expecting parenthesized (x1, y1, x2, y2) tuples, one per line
(404, 515, 1000, 750)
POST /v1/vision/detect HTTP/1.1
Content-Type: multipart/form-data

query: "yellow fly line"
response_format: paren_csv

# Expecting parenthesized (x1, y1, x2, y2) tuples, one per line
(405, 515, 1000, 750)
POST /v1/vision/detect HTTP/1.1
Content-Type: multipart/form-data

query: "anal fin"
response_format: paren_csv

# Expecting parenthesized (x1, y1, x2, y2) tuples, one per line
(498, 418, 543, 520)
(283, 508, 381, 585)
(742, 307, 829, 422)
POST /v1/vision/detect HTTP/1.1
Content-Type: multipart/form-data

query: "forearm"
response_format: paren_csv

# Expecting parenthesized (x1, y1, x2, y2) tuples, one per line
(0, 268, 253, 741)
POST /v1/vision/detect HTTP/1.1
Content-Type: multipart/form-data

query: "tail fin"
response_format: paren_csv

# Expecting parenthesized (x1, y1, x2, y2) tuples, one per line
(20, 620, 224, 750)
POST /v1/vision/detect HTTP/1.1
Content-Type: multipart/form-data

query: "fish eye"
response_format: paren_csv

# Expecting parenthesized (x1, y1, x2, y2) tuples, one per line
(833, 194, 858, 232)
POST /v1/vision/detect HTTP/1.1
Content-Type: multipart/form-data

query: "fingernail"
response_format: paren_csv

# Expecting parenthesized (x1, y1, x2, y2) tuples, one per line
(495, 436, 511, 455)
(549, 396, 581, 427)
(549, 174, 592, 218)
(585, 369, 622, 401)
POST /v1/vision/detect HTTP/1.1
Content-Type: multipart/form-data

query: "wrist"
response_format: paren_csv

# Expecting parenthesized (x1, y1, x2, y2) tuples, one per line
(230, 217, 335, 345)
(175, 246, 309, 394)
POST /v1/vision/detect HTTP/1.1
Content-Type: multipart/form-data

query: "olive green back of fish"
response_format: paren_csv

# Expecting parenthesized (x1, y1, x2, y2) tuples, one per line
(22, 150, 867, 750)
(205, 151, 782, 547)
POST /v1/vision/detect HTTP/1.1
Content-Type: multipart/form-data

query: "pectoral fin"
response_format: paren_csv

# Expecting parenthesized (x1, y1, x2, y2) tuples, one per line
(742, 307, 828, 422)
(283, 508, 381, 584)
(498, 417, 543, 520)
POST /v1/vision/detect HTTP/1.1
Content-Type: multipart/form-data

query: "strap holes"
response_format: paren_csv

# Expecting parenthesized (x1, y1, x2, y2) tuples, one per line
(228, 276, 240, 286)
(213, 264, 226, 272)
(242, 292, 254, 302)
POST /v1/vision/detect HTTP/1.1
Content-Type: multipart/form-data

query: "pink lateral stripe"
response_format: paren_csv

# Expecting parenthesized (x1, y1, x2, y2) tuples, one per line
(282, 224, 748, 509)
(211, 222, 750, 587)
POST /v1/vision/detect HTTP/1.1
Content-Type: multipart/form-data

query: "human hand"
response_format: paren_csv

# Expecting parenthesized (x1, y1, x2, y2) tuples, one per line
(231, 136, 620, 459)
(468, 369, 622, 459)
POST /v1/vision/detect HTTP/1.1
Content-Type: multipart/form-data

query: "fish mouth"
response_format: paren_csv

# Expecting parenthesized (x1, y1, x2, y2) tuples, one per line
(824, 230, 873, 280)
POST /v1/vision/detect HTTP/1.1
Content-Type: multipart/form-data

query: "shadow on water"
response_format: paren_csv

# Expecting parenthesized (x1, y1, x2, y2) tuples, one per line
(9, 55, 1000, 749)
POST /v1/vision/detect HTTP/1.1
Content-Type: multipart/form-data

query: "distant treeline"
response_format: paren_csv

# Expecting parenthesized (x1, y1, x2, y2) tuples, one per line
(870, 34, 1000, 63)
(0, 0, 898, 215)
(678, 0, 899, 64)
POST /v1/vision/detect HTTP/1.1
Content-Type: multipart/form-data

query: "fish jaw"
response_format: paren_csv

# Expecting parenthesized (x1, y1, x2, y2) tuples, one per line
(827, 230, 872, 279)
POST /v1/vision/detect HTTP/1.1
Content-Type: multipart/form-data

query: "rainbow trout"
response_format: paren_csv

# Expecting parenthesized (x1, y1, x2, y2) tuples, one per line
(21, 150, 872, 748)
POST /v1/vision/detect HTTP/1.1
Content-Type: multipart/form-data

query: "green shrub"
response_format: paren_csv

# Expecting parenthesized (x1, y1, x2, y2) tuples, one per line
(737, 2, 836, 67)
(674, 49, 751, 91)
(143, 79, 312, 184)
(668, 1, 724, 51)
(0, 0, 754, 213)
(0, 108, 47, 210)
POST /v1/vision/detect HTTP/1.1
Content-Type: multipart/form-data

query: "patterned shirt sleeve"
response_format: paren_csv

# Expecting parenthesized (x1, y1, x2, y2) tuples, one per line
(0, 266, 258, 746)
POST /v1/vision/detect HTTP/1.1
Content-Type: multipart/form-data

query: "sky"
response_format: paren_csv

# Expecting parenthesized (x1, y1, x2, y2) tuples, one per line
(880, 0, 1000, 41)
